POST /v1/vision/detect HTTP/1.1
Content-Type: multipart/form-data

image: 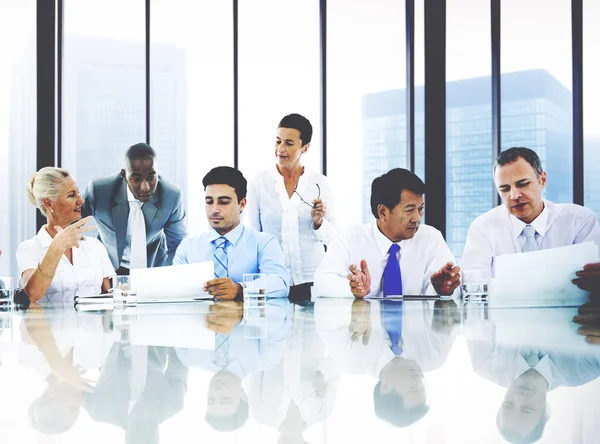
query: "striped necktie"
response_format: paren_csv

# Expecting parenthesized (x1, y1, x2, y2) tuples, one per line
(213, 236, 229, 278)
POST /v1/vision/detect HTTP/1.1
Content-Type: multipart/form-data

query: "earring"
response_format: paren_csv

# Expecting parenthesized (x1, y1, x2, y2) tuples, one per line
(50, 209, 54, 213)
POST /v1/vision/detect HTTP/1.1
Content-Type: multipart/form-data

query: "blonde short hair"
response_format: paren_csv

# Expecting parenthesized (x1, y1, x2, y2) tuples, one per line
(26, 167, 71, 217)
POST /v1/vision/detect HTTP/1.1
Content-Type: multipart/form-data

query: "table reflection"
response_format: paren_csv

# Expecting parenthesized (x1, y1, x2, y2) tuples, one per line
(1, 295, 598, 443)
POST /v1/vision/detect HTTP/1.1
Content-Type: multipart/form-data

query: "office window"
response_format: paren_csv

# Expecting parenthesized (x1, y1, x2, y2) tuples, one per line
(328, 0, 407, 225)
(583, 0, 600, 217)
(62, 0, 146, 191)
(238, 0, 321, 181)
(446, 0, 491, 262)
(151, 0, 233, 234)
(0, 1, 36, 280)
(501, 0, 573, 204)
(414, 0, 425, 184)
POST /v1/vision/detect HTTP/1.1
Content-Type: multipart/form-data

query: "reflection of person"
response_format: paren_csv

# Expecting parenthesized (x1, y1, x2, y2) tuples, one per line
(177, 299, 291, 432)
(174, 166, 290, 299)
(462, 147, 600, 291)
(245, 114, 337, 300)
(17, 167, 114, 302)
(19, 304, 118, 434)
(82, 143, 187, 274)
(248, 302, 339, 442)
(314, 168, 460, 298)
(469, 339, 600, 444)
(85, 345, 189, 444)
(315, 298, 459, 428)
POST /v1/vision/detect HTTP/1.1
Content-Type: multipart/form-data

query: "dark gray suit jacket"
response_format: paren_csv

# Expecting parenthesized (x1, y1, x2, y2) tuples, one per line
(82, 173, 187, 269)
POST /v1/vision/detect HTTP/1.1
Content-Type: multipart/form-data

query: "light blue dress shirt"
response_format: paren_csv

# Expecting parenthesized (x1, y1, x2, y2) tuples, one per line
(173, 223, 290, 298)
(175, 299, 292, 377)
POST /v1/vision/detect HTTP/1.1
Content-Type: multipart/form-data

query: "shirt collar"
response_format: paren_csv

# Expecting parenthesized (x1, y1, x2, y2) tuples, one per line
(36, 225, 54, 249)
(268, 164, 282, 182)
(509, 200, 550, 239)
(208, 222, 245, 246)
(371, 220, 404, 257)
(514, 353, 554, 388)
(126, 185, 140, 203)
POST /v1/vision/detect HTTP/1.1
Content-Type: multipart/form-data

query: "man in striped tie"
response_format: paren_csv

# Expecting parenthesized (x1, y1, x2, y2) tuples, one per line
(173, 167, 289, 299)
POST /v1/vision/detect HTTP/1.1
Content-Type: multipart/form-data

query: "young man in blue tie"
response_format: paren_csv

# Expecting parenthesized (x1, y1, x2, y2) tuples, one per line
(173, 166, 289, 299)
(314, 168, 461, 298)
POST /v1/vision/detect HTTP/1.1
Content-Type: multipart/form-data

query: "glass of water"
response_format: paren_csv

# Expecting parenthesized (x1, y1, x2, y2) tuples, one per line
(0, 277, 14, 306)
(244, 305, 268, 339)
(462, 270, 489, 299)
(111, 275, 137, 305)
(243, 273, 267, 306)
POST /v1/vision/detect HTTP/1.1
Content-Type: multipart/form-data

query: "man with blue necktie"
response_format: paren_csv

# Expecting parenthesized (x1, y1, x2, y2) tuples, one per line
(173, 166, 289, 299)
(314, 168, 461, 298)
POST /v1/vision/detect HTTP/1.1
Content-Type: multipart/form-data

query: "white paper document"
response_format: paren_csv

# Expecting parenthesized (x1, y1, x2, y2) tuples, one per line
(489, 242, 599, 307)
(128, 304, 215, 349)
(131, 261, 214, 303)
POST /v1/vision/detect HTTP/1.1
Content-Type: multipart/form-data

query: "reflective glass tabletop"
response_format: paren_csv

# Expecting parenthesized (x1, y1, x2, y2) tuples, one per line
(0, 297, 598, 443)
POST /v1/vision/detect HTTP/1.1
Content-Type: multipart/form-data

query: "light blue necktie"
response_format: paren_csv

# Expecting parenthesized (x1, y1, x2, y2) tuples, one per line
(213, 236, 229, 278)
(522, 225, 539, 253)
(383, 244, 403, 296)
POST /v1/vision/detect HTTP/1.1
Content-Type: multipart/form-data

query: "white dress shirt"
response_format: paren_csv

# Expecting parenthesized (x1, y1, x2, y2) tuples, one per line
(314, 299, 458, 382)
(17, 226, 115, 302)
(245, 165, 338, 285)
(514, 353, 555, 389)
(313, 220, 455, 297)
(461, 200, 600, 277)
(120, 186, 145, 269)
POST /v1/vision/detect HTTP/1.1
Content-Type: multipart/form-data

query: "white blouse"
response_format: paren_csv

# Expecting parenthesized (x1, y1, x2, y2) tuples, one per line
(17, 226, 115, 302)
(245, 166, 338, 285)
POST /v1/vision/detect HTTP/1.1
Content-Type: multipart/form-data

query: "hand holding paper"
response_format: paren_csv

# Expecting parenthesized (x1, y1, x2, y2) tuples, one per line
(572, 262, 600, 293)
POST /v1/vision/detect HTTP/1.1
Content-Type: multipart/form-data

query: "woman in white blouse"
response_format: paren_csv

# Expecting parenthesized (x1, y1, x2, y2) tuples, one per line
(245, 114, 337, 300)
(17, 167, 114, 303)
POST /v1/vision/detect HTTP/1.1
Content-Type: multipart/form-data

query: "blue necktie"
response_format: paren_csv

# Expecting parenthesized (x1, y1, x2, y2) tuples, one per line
(381, 300, 403, 356)
(213, 236, 229, 278)
(383, 244, 403, 296)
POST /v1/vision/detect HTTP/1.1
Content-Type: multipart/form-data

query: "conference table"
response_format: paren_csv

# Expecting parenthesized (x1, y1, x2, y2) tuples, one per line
(0, 294, 598, 443)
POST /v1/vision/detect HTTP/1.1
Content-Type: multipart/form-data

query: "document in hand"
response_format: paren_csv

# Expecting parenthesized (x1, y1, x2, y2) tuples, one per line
(489, 241, 599, 307)
(131, 261, 215, 303)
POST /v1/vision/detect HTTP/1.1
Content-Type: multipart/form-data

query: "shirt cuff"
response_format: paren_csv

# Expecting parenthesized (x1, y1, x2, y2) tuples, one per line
(312, 217, 333, 244)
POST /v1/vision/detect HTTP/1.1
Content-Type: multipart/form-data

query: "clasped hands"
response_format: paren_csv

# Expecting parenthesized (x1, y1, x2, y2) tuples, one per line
(347, 259, 461, 298)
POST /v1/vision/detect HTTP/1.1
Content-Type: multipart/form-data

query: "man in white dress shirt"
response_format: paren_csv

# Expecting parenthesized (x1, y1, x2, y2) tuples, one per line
(461, 147, 600, 291)
(313, 168, 461, 298)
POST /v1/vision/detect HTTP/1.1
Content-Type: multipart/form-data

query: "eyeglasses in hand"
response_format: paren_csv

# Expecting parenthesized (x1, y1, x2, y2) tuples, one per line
(294, 183, 321, 208)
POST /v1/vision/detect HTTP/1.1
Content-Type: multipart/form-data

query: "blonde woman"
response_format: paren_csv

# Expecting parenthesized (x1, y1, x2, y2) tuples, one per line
(17, 167, 114, 302)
